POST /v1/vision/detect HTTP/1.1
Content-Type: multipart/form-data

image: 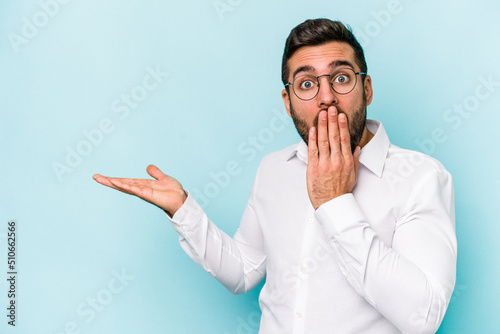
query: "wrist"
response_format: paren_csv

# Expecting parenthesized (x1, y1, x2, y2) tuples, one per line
(312, 192, 350, 210)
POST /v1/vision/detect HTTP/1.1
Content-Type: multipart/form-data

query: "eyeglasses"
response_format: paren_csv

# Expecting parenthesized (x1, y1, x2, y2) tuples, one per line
(285, 67, 366, 101)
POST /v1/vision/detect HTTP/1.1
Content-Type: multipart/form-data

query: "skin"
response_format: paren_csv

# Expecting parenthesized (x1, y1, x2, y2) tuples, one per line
(93, 41, 374, 214)
(281, 41, 374, 209)
(93, 165, 187, 216)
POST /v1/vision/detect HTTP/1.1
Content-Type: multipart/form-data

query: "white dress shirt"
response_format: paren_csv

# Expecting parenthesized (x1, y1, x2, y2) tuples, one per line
(168, 120, 456, 334)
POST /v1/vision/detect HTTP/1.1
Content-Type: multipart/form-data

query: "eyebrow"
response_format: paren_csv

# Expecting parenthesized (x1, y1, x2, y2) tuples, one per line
(291, 60, 356, 80)
(292, 65, 315, 80)
(329, 60, 355, 70)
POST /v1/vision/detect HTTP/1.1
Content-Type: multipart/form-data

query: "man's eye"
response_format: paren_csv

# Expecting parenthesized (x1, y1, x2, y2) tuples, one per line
(300, 80, 315, 90)
(334, 74, 350, 84)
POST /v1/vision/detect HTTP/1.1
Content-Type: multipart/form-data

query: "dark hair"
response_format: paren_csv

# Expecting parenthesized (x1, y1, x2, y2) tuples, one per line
(281, 19, 367, 85)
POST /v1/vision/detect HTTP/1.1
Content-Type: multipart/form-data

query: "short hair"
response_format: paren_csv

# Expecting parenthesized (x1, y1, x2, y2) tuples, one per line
(281, 19, 367, 86)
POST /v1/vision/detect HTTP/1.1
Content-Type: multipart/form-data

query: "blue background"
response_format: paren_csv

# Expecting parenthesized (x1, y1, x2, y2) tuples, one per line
(1, 0, 499, 333)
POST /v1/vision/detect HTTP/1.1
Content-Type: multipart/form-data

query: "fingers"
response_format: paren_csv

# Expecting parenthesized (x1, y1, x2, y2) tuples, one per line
(93, 174, 119, 190)
(109, 178, 143, 197)
(93, 174, 151, 196)
(338, 113, 352, 160)
(328, 106, 340, 156)
(147, 164, 166, 180)
(309, 107, 348, 165)
(93, 170, 175, 211)
(317, 110, 330, 161)
(308, 126, 318, 166)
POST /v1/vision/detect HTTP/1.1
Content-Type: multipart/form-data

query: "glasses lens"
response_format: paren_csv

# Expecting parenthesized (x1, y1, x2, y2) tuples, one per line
(331, 68, 357, 94)
(293, 75, 318, 100)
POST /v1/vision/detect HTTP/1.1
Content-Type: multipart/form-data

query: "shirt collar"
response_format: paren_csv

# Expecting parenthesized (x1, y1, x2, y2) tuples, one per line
(286, 140, 308, 162)
(285, 119, 390, 178)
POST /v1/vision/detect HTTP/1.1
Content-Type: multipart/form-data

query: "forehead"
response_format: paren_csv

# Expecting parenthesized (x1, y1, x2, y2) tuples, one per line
(288, 41, 357, 77)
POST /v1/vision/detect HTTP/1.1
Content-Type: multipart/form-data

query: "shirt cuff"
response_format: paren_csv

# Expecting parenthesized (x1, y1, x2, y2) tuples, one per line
(314, 193, 367, 237)
(165, 190, 204, 233)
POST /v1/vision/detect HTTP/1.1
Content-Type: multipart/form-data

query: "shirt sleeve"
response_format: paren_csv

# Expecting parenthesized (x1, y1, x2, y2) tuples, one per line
(167, 182, 267, 295)
(314, 168, 456, 334)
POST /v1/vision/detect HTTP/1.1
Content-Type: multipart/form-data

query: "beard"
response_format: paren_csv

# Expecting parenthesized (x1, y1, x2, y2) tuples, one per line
(289, 95, 367, 153)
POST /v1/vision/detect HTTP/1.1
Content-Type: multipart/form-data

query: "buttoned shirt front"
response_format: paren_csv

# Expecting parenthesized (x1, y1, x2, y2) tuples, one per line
(169, 120, 456, 334)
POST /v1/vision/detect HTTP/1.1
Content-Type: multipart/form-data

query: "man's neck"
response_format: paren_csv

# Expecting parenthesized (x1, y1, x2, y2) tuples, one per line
(359, 127, 374, 149)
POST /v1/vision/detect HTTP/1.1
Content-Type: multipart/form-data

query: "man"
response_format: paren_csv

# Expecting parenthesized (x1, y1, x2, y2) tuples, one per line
(94, 19, 456, 333)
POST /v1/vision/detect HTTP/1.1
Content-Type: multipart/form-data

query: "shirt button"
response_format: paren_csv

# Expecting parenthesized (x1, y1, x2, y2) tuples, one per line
(295, 311, 303, 318)
(301, 265, 308, 272)
(308, 218, 314, 224)
(343, 270, 350, 276)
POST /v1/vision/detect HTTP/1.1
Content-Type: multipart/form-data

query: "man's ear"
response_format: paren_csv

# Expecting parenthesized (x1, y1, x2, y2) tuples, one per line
(363, 75, 373, 106)
(282, 89, 292, 117)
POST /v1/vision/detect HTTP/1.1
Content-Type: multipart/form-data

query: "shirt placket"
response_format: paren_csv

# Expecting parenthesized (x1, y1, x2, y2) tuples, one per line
(292, 206, 317, 334)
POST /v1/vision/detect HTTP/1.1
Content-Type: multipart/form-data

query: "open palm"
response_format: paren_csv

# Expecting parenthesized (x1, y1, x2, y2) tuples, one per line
(93, 164, 187, 216)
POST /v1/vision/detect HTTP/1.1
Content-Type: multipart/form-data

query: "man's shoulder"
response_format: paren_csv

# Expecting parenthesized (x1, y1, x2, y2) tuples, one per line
(259, 142, 301, 167)
(248, 142, 304, 193)
(250, 142, 302, 183)
(386, 144, 451, 179)
(364, 119, 451, 178)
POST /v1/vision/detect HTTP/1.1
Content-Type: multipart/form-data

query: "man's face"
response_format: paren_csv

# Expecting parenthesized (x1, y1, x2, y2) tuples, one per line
(282, 41, 373, 149)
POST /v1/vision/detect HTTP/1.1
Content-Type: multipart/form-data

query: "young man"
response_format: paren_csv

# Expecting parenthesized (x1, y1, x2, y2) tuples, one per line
(94, 19, 456, 333)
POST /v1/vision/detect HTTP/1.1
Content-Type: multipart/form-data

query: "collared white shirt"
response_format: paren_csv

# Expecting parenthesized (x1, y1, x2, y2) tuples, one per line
(169, 120, 456, 334)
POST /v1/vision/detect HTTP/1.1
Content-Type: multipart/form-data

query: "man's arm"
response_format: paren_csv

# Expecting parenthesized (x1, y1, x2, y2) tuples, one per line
(307, 108, 456, 333)
(168, 189, 266, 294)
(93, 165, 266, 294)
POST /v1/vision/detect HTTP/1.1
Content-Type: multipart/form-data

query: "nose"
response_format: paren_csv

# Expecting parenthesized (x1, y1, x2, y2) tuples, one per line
(317, 76, 337, 106)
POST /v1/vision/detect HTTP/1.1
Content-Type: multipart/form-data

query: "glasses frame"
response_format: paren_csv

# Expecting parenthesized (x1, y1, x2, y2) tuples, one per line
(285, 68, 367, 101)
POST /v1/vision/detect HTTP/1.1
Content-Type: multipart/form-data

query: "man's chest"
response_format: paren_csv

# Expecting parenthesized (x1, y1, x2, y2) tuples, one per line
(252, 164, 400, 263)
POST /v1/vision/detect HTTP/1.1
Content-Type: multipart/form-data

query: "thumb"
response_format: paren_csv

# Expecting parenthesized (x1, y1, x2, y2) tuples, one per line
(147, 164, 167, 180)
